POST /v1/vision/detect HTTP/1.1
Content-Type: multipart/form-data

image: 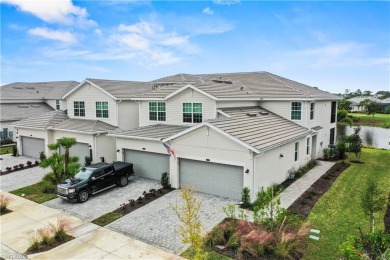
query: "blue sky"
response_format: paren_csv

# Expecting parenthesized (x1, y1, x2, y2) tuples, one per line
(1, 0, 389, 94)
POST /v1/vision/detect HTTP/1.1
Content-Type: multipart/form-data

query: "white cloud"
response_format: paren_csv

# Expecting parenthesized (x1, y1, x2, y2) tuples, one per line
(213, 0, 240, 5)
(94, 28, 102, 35)
(2, 0, 96, 27)
(203, 7, 214, 15)
(28, 27, 77, 43)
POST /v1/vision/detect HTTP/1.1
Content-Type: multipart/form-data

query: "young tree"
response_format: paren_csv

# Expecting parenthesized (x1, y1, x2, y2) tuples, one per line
(338, 99, 352, 111)
(172, 188, 207, 260)
(347, 126, 363, 161)
(40, 144, 65, 184)
(359, 99, 371, 113)
(361, 179, 386, 233)
(366, 101, 380, 118)
(57, 137, 77, 177)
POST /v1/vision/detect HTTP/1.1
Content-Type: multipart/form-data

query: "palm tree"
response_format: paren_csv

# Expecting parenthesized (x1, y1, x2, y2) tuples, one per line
(57, 137, 77, 177)
(40, 143, 65, 184)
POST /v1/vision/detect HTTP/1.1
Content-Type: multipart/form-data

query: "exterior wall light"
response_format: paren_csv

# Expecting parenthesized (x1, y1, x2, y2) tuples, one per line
(280, 153, 284, 158)
(206, 159, 210, 162)
(245, 169, 249, 173)
(142, 147, 146, 150)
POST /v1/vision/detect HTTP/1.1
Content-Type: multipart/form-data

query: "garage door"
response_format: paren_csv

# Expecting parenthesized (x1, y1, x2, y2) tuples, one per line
(22, 137, 45, 158)
(60, 142, 89, 164)
(124, 149, 169, 180)
(179, 159, 243, 200)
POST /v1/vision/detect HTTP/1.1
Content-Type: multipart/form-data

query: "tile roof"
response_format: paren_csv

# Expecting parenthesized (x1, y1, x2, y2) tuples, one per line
(208, 106, 311, 152)
(145, 72, 340, 100)
(108, 124, 190, 140)
(11, 111, 68, 130)
(1, 103, 54, 121)
(85, 79, 153, 99)
(347, 96, 381, 105)
(11, 111, 117, 133)
(0, 81, 79, 100)
(52, 118, 117, 133)
(380, 97, 390, 104)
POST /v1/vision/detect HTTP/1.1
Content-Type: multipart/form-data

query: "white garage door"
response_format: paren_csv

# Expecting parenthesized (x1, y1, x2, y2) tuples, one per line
(22, 137, 45, 158)
(124, 149, 169, 180)
(179, 159, 243, 200)
(60, 142, 89, 164)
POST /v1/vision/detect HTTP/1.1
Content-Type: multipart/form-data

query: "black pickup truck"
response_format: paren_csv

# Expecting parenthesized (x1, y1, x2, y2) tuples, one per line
(57, 162, 134, 203)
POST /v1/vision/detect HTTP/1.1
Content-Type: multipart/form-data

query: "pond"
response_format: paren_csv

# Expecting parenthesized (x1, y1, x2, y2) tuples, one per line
(337, 125, 390, 150)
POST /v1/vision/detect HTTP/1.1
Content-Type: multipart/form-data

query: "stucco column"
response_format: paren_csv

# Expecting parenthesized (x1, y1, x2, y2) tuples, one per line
(170, 156, 179, 188)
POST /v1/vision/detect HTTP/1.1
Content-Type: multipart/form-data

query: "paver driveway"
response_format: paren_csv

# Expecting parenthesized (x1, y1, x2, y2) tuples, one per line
(107, 189, 237, 254)
(0, 154, 49, 191)
(44, 177, 161, 221)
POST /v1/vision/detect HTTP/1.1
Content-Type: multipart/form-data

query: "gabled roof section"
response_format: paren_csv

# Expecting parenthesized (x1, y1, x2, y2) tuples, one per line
(165, 106, 311, 153)
(11, 111, 68, 130)
(108, 124, 190, 141)
(150, 72, 341, 101)
(0, 81, 79, 100)
(133, 84, 217, 100)
(62, 78, 153, 100)
(1, 103, 54, 121)
(52, 118, 117, 133)
(347, 96, 381, 105)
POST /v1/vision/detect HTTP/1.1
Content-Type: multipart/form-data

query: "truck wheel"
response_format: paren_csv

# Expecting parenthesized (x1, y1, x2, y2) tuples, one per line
(118, 175, 128, 187)
(77, 190, 89, 203)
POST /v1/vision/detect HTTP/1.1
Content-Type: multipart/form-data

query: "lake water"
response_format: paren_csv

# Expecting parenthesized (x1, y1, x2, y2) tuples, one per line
(337, 125, 390, 150)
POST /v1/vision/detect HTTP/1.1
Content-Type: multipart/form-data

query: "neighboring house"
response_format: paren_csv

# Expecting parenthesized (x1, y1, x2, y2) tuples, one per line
(12, 72, 340, 200)
(380, 97, 390, 113)
(348, 96, 381, 112)
(0, 81, 79, 141)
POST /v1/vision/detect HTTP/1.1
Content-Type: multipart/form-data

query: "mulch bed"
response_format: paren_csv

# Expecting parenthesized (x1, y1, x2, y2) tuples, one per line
(288, 162, 350, 219)
(24, 234, 74, 255)
(384, 194, 390, 234)
(113, 187, 174, 216)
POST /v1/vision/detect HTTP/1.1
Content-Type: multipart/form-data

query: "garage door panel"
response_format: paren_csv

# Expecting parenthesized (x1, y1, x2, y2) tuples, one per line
(59, 142, 89, 163)
(22, 137, 45, 158)
(124, 149, 169, 180)
(179, 159, 243, 200)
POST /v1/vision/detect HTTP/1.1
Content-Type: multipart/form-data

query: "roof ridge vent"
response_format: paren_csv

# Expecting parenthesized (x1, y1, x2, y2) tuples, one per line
(13, 86, 23, 89)
(212, 79, 232, 84)
(246, 112, 258, 117)
(259, 111, 269, 115)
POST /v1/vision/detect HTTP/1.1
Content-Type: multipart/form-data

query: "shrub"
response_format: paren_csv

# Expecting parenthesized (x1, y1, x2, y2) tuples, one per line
(49, 218, 72, 241)
(26, 161, 33, 166)
(26, 230, 40, 251)
(323, 148, 330, 160)
(241, 187, 251, 208)
(161, 172, 170, 189)
(339, 232, 390, 259)
(253, 186, 284, 230)
(42, 173, 57, 185)
(0, 194, 12, 212)
(205, 226, 226, 247)
(223, 203, 238, 219)
(226, 234, 240, 249)
(13, 165, 18, 170)
(12, 145, 17, 156)
(128, 199, 135, 206)
(40, 180, 56, 194)
(6, 167, 12, 172)
(337, 109, 348, 121)
(84, 156, 92, 166)
(19, 163, 24, 168)
(39, 151, 46, 161)
(34, 160, 39, 165)
(37, 226, 54, 245)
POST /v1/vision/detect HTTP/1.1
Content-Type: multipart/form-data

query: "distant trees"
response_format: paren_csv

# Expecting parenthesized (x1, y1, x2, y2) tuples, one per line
(341, 89, 389, 100)
(338, 99, 352, 111)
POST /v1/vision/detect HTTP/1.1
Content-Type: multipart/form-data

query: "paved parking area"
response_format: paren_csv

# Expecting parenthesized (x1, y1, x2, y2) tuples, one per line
(44, 177, 162, 221)
(107, 190, 237, 254)
(0, 154, 49, 191)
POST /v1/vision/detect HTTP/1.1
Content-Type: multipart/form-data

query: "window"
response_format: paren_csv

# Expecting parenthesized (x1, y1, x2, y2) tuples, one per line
(74, 101, 85, 117)
(295, 142, 299, 161)
(307, 137, 310, 155)
(96, 101, 109, 118)
(291, 102, 302, 120)
(149, 102, 166, 121)
(331, 101, 337, 123)
(56, 100, 60, 110)
(330, 128, 335, 145)
(310, 103, 315, 120)
(183, 103, 202, 123)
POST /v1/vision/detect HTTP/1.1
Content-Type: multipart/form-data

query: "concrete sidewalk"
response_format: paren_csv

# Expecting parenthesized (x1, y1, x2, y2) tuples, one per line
(0, 190, 183, 260)
(280, 160, 335, 209)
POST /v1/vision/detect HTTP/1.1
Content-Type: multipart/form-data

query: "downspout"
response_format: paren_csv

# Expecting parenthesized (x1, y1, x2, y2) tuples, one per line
(252, 151, 264, 201)
(116, 100, 122, 127)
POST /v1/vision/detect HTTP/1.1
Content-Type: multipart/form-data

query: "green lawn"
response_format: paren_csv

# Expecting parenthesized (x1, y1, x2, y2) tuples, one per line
(349, 112, 390, 128)
(304, 148, 390, 259)
(10, 181, 57, 203)
(0, 146, 13, 155)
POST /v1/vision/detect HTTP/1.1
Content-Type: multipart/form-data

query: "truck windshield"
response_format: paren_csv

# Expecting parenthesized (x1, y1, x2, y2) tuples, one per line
(74, 168, 94, 181)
